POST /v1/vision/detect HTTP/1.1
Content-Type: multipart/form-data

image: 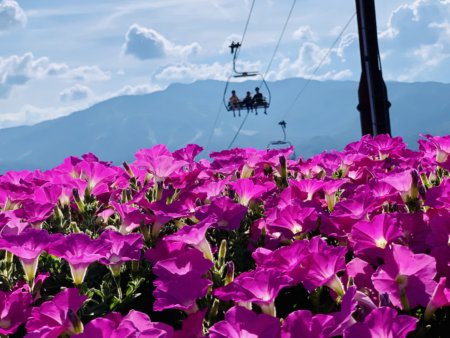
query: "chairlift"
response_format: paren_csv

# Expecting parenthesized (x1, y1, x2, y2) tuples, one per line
(223, 42, 271, 115)
(267, 120, 297, 159)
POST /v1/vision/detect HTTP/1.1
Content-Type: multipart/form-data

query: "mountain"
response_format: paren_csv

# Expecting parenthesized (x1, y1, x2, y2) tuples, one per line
(0, 78, 449, 172)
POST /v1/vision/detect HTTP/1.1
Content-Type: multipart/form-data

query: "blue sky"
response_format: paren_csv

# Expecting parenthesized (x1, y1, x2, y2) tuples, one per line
(0, 0, 449, 128)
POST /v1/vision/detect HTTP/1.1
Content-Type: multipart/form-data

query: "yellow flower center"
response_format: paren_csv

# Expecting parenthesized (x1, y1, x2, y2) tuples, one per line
(375, 237, 387, 249)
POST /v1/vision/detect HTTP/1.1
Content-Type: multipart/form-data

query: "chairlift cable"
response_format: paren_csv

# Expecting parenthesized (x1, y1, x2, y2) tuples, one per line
(236, 0, 257, 61)
(281, 12, 356, 120)
(227, 111, 251, 149)
(204, 0, 257, 154)
(262, 0, 297, 79)
(228, 0, 298, 149)
(204, 103, 224, 153)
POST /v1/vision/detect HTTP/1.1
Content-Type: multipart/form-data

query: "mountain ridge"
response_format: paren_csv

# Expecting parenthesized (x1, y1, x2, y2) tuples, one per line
(1, 78, 449, 172)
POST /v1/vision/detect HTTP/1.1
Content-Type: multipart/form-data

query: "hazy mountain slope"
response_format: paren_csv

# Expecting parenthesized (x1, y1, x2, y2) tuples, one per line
(0, 78, 449, 172)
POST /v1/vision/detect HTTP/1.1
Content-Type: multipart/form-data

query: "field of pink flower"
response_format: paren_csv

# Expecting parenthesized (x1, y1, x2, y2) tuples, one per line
(0, 134, 449, 337)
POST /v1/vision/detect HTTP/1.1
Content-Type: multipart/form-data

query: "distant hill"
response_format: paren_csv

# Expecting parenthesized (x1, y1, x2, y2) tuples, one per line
(0, 78, 449, 172)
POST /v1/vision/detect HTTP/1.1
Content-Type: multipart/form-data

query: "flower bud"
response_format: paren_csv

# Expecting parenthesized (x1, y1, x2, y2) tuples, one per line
(72, 189, 85, 212)
(67, 309, 84, 335)
(218, 239, 227, 268)
(225, 261, 235, 285)
(123, 161, 134, 177)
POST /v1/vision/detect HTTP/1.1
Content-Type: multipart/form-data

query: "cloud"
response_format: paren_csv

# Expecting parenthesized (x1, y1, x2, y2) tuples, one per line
(0, 104, 76, 128)
(0, 53, 110, 99)
(0, 81, 165, 128)
(293, 25, 315, 41)
(237, 128, 258, 137)
(0, 0, 26, 30)
(61, 65, 111, 82)
(59, 84, 93, 102)
(153, 60, 262, 83)
(220, 34, 242, 54)
(124, 24, 201, 60)
(154, 62, 230, 82)
(380, 0, 450, 81)
(112, 83, 163, 96)
(272, 41, 353, 81)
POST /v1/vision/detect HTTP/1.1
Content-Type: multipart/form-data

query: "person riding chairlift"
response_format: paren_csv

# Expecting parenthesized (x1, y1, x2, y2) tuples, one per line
(253, 87, 267, 115)
(242, 91, 253, 114)
(228, 90, 241, 117)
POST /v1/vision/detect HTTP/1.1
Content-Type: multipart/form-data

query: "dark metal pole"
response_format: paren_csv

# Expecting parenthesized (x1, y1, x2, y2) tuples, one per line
(355, 0, 391, 136)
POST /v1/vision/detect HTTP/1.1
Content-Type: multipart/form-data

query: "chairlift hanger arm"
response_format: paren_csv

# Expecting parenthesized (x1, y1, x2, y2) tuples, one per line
(229, 41, 246, 76)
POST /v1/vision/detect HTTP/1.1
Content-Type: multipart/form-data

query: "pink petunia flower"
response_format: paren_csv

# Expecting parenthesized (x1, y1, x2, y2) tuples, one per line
(346, 258, 378, 302)
(344, 307, 418, 338)
(323, 193, 378, 238)
(110, 201, 148, 234)
(419, 134, 450, 163)
(173, 310, 205, 338)
(282, 287, 359, 337)
(230, 178, 270, 206)
(113, 310, 174, 337)
(372, 244, 437, 310)
(213, 268, 292, 316)
(300, 237, 347, 296)
(72, 312, 122, 338)
(26, 288, 87, 337)
(164, 217, 216, 261)
(0, 288, 33, 335)
(47, 233, 111, 285)
(252, 239, 309, 285)
(75, 160, 118, 195)
(322, 178, 348, 211)
(152, 248, 213, 280)
(350, 213, 403, 261)
(209, 306, 280, 338)
(73, 310, 174, 338)
(134, 145, 187, 183)
(153, 274, 211, 313)
(290, 179, 324, 201)
(425, 277, 450, 321)
(144, 241, 187, 265)
(381, 170, 418, 203)
(281, 310, 335, 338)
(14, 199, 55, 229)
(195, 196, 247, 231)
(98, 230, 143, 276)
(0, 228, 58, 283)
(266, 204, 318, 239)
(425, 179, 450, 209)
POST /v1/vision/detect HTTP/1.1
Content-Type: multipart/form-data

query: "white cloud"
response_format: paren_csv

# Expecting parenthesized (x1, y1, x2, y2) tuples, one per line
(154, 62, 229, 82)
(237, 128, 258, 137)
(335, 33, 358, 60)
(0, 104, 76, 128)
(220, 34, 242, 54)
(272, 41, 353, 81)
(293, 25, 315, 41)
(112, 83, 163, 96)
(59, 84, 93, 102)
(153, 60, 262, 83)
(0, 0, 26, 30)
(124, 24, 201, 60)
(59, 65, 111, 82)
(0, 81, 164, 128)
(380, 0, 450, 81)
(0, 53, 110, 99)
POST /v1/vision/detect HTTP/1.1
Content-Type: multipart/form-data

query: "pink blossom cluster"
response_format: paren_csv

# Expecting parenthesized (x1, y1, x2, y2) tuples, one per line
(0, 134, 449, 337)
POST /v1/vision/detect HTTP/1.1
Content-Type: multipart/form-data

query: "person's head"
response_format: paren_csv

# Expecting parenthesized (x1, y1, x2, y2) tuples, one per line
(255, 87, 260, 92)
(231, 90, 236, 94)
(246, 91, 251, 96)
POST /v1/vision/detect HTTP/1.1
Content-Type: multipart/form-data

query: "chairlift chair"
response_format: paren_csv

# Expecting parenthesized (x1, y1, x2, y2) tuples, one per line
(267, 121, 297, 159)
(223, 42, 271, 114)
